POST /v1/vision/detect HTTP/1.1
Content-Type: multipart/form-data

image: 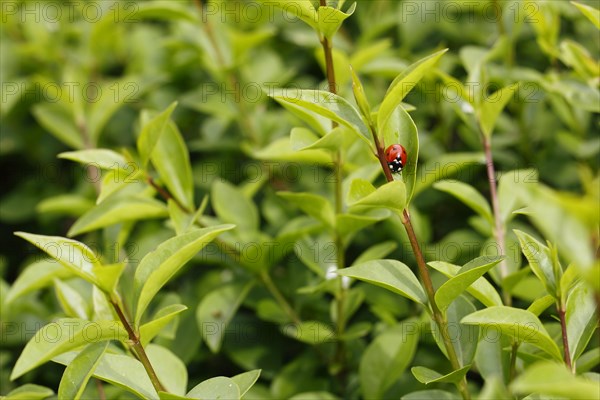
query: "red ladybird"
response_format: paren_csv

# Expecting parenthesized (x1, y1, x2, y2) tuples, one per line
(385, 144, 407, 173)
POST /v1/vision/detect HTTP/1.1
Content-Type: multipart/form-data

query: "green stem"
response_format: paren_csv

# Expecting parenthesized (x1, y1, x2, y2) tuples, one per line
(509, 341, 519, 382)
(318, 2, 348, 390)
(373, 132, 471, 400)
(260, 270, 301, 325)
(110, 298, 166, 393)
(483, 135, 510, 305)
(557, 302, 573, 371)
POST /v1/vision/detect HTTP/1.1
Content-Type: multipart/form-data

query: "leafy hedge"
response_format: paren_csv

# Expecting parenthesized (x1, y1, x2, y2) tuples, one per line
(1, 1, 598, 399)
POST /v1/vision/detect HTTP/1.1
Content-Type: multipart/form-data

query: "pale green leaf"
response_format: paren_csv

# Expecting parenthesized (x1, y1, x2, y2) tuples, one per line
(434, 256, 503, 312)
(5, 259, 72, 304)
(378, 49, 448, 133)
(58, 149, 129, 171)
(53, 279, 89, 319)
(32, 102, 83, 149)
(11, 319, 127, 380)
(68, 196, 168, 237)
(572, 1, 600, 29)
(253, 137, 332, 164)
(137, 102, 177, 167)
(411, 365, 471, 384)
(256, 0, 317, 30)
(360, 322, 419, 399)
(270, 89, 370, 145)
(461, 306, 562, 360)
(150, 121, 194, 210)
(514, 230, 557, 296)
(277, 192, 335, 227)
(338, 259, 427, 304)
(231, 370, 261, 398)
(14, 232, 121, 293)
(139, 304, 188, 347)
(212, 181, 259, 233)
(478, 83, 519, 137)
(348, 180, 406, 213)
(283, 321, 336, 345)
(196, 280, 254, 353)
(428, 261, 503, 307)
(5, 384, 54, 400)
(133, 225, 234, 326)
(187, 376, 240, 400)
(317, 4, 356, 39)
(434, 181, 493, 225)
(147, 344, 188, 396)
(566, 282, 598, 361)
(57, 341, 108, 400)
(512, 361, 600, 399)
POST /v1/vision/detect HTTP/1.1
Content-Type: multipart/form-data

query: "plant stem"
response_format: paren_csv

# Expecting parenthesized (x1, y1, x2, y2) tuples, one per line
(483, 135, 510, 305)
(110, 298, 166, 393)
(260, 270, 301, 325)
(146, 176, 191, 214)
(373, 132, 471, 400)
(509, 342, 519, 381)
(318, 3, 348, 390)
(557, 303, 573, 371)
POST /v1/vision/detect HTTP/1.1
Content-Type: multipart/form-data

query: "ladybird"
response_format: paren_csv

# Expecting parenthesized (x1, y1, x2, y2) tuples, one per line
(385, 144, 407, 173)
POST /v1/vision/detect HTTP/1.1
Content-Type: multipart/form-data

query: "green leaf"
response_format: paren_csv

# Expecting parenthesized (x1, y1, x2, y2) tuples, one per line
(348, 180, 406, 213)
(402, 390, 460, 400)
(53, 279, 89, 319)
(58, 149, 130, 171)
(256, 0, 317, 30)
(37, 195, 95, 217)
(68, 196, 168, 237)
(270, 89, 370, 145)
(139, 304, 188, 347)
(283, 321, 336, 345)
(434, 181, 493, 225)
(461, 306, 562, 360)
(14, 232, 122, 294)
(253, 137, 332, 165)
(137, 102, 177, 167)
(134, 1, 198, 22)
(277, 192, 335, 227)
(381, 106, 419, 204)
(360, 322, 419, 399)
(377, 49, 448, 133)
(572, 1, 600, 29)
(5, 259, 72, 304)
(353, 241, 397, 265)
(527, 294, 555, 316)
(148, 344, 188, 396)
(53, 350, 156, 399)
(11, 319, 127, 380)
(5, 384, 54, 400)
(478, 83, 519, 138)
(150, 121, 194, 210)
(411, 365, 471, 384)
(231, 370, 261, 398)
(434, 256, 503, 312)
(428, 261, 503, 307)
(32, 102, 83, 149)
(414, 153, 485, 196)
(196, 280, 255, 353)
(432, 296, 478, 366)
(187, 376, 240, 400)
(317, 4, 356, 39)
(133, 225, 234, 326)
(512, 361, 600, 399)
(337, 259, 427, 305)
(58, 341, 108, 400)
(497, 169, 538, 224)
(212, 180, 259, 233)
(350, 66, 372, 123)
(566, 282, 598, 361)
(291, 126, 354, 153)
(514, 230, 557, 296)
